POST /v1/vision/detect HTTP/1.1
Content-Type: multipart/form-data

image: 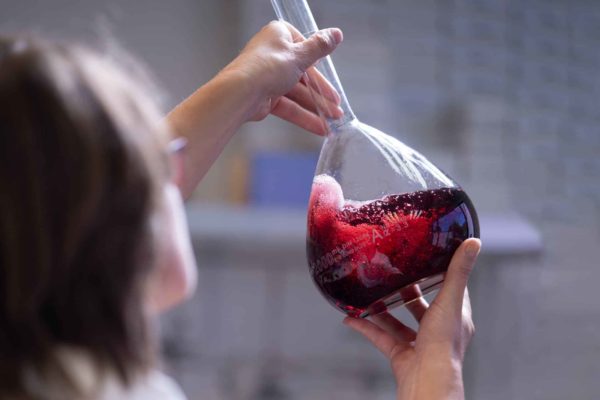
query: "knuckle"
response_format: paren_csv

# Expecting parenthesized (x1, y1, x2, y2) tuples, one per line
(313, 32, 331, 52)
(260, 21, 276, 35)
(267, 20, 281, 29)
(263, 21, 286, 40)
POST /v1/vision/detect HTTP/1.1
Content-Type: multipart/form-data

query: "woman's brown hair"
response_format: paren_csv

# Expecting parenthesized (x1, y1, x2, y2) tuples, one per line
(0, 36, 170, 398)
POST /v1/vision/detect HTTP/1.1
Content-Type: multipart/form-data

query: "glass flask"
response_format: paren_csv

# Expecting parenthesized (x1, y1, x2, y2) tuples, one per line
(272, 0, 480, 317)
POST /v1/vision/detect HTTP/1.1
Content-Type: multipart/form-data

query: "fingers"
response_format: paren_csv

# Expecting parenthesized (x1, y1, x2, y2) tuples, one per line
(285, 81, 318, 113)
(285, 22, 344, 105)
(271, 96, 328, 135)
(399, 285, 429, 322)
(274, 21, 343, 120)
(344, 317, 411, 358)
(272, 80, 341, 136)
(303, 67, 341, 105)
(283, 22, 343, 105)
(371, 312, 417, 342)
(406, 296, 429, 323)
(434, 239, 481, 314)
(283, 21, 343, 72)
(303, 28, 343, 63)
(286, 80, 343, 118)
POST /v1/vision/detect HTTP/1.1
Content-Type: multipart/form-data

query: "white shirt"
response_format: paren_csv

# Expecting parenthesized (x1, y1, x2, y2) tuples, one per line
(97, 369, 187, 400)
(21, 348, 188, 400)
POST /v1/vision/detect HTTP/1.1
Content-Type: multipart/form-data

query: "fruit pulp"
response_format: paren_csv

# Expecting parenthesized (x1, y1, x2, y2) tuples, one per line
(307, 175, 479, 317)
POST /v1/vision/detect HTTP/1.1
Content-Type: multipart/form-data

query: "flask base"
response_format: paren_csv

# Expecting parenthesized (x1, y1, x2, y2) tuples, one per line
(359, 273, 445, 318)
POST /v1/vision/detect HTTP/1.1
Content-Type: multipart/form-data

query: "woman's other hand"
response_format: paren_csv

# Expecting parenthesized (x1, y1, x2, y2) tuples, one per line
(223, 21, 344, 135)
(167, 22, 344, 198)
(344, 238, 481, 400)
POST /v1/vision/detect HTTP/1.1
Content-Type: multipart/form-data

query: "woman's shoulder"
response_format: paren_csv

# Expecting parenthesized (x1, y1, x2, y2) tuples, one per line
(22, 347, 188, 400)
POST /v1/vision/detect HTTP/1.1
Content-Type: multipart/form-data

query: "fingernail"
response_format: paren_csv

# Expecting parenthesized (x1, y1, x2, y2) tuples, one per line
(465, 239, 481, 259)
(328, 28, 343, 45)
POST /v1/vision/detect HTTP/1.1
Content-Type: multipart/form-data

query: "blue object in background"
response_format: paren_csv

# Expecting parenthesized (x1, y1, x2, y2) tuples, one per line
(250, 151, 319, 208)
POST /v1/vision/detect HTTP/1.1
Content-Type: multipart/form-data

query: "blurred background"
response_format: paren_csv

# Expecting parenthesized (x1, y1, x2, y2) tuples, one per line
(2, 0, 599, 399)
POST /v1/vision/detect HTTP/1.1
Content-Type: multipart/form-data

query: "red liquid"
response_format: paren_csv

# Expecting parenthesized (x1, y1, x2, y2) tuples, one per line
(307, 175, 479, 317)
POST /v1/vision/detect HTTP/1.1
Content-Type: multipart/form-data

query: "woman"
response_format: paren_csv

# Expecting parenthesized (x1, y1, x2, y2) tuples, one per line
(0, 21, 480, 399)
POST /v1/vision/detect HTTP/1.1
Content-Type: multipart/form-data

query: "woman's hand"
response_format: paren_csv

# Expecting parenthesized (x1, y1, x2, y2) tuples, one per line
(344, 238, 481, 400)
(167, 22, 344, 198)
(223, 21, 344, 135)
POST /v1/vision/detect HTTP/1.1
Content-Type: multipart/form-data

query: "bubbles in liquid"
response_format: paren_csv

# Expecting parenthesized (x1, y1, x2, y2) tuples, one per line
(307, 174, 479, 317)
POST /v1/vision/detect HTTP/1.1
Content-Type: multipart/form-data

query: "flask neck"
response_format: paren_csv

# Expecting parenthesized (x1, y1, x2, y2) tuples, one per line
(316, 56, 356, 132)
(271, 0, 356, 132)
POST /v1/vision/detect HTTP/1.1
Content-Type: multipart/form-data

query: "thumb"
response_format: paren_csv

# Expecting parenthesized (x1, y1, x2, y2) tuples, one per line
(434, 239, 481, 313)
(294, 28, 343, 71)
